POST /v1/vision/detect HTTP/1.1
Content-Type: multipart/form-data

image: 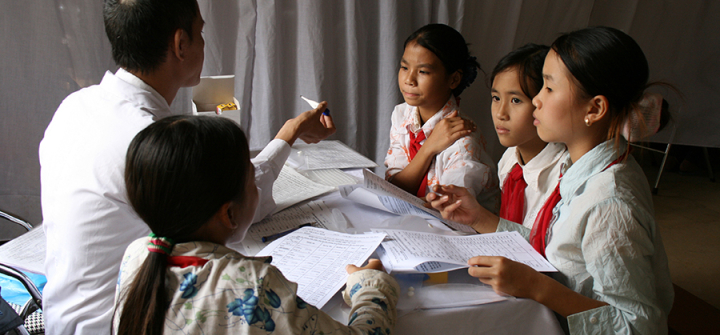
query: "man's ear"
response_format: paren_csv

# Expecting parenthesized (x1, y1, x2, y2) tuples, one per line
(449, 70, 463, 90)
(170, 28, 187, 61)
(585, 95, 609, 126)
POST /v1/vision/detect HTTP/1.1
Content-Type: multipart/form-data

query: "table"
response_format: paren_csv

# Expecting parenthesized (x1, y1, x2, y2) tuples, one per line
(304, 179, 564, 334)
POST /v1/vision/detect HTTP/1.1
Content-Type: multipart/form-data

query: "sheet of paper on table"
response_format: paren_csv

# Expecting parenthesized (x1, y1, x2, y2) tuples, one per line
(256, 227, 386, 309)
(242, 200, 335, 256)
(271, 165, 335, 214)
(297, 168, 360, 188)
(339, 169, 476, 233)
(287, 140, 378, 171)
(0, 226, 46, 275)
(372, 229, 557, 273)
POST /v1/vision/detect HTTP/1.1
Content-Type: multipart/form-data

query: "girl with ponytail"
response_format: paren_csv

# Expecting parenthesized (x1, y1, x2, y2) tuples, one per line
(430, 27, 674, 334)
(113, 115, 398, 335)
(385, 23, 499, 212)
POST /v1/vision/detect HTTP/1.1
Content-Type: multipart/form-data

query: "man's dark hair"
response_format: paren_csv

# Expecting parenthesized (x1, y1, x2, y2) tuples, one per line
(103, 0, 198, 74)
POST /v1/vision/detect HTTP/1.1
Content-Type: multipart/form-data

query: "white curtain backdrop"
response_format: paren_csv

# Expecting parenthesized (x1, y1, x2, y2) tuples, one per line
(1, 0, 719, 235)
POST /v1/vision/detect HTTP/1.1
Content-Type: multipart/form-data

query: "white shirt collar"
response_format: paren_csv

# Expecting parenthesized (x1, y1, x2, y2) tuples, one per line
(101, 68, 173, 120)
(405, 95, 459, 134)
(517, 142, 566, 192)
(115, 68, 166, 102)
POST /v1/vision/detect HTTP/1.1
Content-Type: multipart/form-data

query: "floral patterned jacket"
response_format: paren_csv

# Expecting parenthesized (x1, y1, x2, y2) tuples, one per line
(384, 96, 500, 212)
(114, 237, 399, 334)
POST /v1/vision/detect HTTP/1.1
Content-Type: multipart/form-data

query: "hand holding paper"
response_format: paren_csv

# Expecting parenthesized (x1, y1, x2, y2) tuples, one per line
(372, 229, 556, 273)
(467, 255, 548, 299)
(426, 184, 500, 233)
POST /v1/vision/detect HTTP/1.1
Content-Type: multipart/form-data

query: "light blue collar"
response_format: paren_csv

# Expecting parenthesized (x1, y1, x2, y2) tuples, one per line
(559, 139, 628, 202)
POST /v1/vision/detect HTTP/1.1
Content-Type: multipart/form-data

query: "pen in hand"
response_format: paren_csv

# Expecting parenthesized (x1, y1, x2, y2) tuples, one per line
(300, 95, 330, 116)
(261, 223, 314, 243)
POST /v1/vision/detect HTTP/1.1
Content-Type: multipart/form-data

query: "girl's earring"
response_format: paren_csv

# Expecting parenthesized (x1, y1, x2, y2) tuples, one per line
(585, 117, 591, 127)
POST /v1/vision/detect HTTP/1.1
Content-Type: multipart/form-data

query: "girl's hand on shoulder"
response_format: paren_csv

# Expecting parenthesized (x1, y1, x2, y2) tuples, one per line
(423, 110, 476, 155)
(346, 258, 385, 274)
(467, 256, 542, 300)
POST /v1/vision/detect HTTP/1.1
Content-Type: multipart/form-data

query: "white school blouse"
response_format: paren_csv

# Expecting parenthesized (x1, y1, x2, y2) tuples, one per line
(497, 139, 674, 334)
(384, 97, 499, 212)
(496, 142, 566, 229)
(40, 69, 289, 335)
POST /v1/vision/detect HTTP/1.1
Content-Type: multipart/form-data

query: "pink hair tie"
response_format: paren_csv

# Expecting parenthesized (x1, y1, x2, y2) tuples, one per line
(622, 92, 663, 142)
(147, 233, 175, 255)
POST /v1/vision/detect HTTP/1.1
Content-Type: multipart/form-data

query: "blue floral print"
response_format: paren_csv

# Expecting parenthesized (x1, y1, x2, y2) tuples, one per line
(227, 288, 277, 331)
(179, 272, 199, 299)
(349, 283, 362, 298)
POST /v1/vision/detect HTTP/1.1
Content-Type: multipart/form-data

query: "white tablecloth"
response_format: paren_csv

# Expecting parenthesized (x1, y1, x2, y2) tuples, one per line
(313, 185, 564, 334)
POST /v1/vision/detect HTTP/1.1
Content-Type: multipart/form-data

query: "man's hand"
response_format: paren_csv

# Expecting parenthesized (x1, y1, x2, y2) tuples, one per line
(275, 101, 336, 145)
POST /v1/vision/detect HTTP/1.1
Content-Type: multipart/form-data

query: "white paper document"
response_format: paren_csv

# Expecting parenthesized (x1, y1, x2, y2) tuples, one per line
(372, 229, 557, 273)
(287, 140, 378, 171)
(272, 165, 335, 214)
(0, 227, 46, 274)
(242, 201, 334, 255)
(256, 227, 386, 309)
(298, 168, 360, 188)
(339, 169, 476, 233)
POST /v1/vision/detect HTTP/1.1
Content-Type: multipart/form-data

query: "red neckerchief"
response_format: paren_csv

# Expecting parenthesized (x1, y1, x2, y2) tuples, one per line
(167, 256, 209, 268)
(499, 163, 527, 224)
(530, 151, 629, 257)
(408, 130, 430, 197)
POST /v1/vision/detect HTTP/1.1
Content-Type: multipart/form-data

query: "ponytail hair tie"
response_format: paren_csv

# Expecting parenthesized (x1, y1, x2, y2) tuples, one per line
(622, 92, 663, 142)
(454, 56, 479, 97)
(148, 233, 175, 255)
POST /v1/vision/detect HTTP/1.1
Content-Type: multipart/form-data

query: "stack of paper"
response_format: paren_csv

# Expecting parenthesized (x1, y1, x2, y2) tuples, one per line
(271, 165, 335, 214)
(287, 140, 377, 171)
(242, 201, 335, 255)
(0, 227, 46, 275)
(339, 169, 476, 233)
(373, 229, 556, 273)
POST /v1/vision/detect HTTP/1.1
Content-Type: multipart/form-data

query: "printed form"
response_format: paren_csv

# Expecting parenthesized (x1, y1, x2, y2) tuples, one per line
(287, 140, 378, 171)
(372, 229, 556, 273)
(256, 227, 386, 309)
(298, 168, 359, 188)
(272, 165, 335, 214)
(0, 227, 46, 274)
(242, 200, 334, 256)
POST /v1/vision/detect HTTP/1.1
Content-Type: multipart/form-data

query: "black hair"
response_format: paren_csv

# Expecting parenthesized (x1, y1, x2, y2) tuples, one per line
(404, 23, 481, 97)
(551, 26, 650, 141)
(103, 0, 199, 74)
(115, 115, 250, 335)
(490, 43, 550, 99)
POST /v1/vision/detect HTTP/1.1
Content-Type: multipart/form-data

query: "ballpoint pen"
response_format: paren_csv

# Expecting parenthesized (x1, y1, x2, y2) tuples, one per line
(300, 95, 331, 116)
(261, 223, 314, 242)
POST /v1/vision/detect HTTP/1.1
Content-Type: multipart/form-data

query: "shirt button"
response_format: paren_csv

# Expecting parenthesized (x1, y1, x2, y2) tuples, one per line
(590, 317, 598, 324)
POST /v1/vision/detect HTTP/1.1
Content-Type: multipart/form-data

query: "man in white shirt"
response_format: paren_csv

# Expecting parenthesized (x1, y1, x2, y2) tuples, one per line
(39, 1, 335, 334)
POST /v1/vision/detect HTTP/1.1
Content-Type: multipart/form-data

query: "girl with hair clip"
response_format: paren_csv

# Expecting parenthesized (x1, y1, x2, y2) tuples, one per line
(429, 27, 674, 334)
(385, 23, 499, 212)
(112, 116, 399, 335)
